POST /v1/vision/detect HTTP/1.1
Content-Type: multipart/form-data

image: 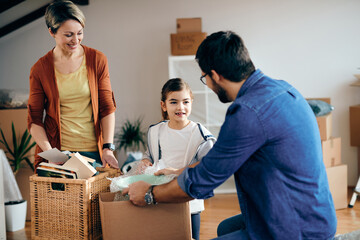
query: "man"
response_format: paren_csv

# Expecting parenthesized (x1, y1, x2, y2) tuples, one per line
(123, 31, 337, 239)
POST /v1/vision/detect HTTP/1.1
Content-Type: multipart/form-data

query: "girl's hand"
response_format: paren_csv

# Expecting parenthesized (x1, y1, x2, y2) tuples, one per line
(135, 159, 153, 174)
(155, 167, 179, 176)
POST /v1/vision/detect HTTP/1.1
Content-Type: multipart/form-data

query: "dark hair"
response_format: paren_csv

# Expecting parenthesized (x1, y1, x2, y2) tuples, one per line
(160, 78, 193, 120)
(45, 0, 85, 34)
(195, 31, 255, 82)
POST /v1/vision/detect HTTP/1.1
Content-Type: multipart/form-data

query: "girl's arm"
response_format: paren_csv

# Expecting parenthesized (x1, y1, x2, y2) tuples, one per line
(196, 139, 216, 161)
(155, 161, 200, 176)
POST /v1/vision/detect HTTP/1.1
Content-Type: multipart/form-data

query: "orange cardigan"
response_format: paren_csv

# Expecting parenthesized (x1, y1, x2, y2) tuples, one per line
(27, 45, 116, 169)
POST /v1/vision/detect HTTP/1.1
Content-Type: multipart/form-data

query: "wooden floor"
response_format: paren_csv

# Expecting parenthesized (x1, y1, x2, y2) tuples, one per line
(6, 188, 360, 240)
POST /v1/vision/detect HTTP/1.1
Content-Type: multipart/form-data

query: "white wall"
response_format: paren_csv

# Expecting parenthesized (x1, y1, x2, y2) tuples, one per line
(0, 0, 359, 185)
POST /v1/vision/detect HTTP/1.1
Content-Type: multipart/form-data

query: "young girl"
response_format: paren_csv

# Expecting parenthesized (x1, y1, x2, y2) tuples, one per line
(139, 78, 216, 240)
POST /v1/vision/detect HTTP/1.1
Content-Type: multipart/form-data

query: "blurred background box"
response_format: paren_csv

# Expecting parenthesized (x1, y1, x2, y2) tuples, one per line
(306, 98, 332, 141)
(176, 18, 202, 33)
(316, 113, 332, 141)
(349, 105, 360, 146)
(322, 137, 341, 167)
(170, 32, 207, 56)
(326, 164, 347, 210)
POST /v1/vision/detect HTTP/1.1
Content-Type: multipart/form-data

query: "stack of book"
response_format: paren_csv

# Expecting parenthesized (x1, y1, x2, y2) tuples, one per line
(36, 149, 97, 179)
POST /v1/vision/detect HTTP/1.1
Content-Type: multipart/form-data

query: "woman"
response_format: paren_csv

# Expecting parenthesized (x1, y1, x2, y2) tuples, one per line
(27, 0, 118, 170)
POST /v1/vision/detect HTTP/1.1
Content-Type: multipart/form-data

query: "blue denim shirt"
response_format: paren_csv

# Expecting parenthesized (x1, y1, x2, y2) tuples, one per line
(177, 69, 337, 240)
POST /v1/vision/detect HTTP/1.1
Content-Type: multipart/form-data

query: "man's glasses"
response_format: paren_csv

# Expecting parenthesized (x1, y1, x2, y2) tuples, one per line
(200, 73, 208, 85)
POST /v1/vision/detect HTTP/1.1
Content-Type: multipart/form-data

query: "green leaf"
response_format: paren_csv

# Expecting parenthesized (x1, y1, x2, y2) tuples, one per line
(0, 127, 14, 156)
(11, 122, 18, 158)
(21, 142, 36, 160)
(17, 129, 28, 157)
(115, 117, 147, 153)
(0, 123, 35, 173)
(24, 157, 35, 171)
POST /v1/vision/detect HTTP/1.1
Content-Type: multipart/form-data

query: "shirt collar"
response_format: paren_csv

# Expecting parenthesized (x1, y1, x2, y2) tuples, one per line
(237, 69, 264, 99)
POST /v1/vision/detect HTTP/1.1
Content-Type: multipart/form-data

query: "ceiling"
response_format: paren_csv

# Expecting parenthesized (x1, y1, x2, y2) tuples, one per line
(0, 0, 88, 38)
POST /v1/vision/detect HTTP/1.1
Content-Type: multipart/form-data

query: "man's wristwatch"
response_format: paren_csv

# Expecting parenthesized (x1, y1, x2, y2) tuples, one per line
(144, 185, 157, 205)
(102, 143, 115, 151)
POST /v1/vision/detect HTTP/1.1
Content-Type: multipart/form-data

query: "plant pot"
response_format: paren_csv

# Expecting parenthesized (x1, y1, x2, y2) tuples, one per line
(5, 199, 27, 232)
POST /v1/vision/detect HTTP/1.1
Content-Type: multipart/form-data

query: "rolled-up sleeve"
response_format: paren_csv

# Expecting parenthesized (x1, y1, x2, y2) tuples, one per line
(97, 54, 116, 119)
(27, 66, 45, 131)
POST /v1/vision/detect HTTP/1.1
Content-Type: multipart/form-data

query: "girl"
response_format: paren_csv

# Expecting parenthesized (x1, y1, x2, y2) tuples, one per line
(139, 78, 216, 240)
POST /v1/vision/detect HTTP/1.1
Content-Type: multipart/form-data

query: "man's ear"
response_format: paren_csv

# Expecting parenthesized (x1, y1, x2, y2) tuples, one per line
(210, 70, 222, 84)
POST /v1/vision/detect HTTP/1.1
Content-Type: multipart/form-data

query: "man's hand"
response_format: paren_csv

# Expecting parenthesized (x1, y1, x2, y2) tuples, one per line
(102, 149, 119, 169)
(122, 181, 151, 206)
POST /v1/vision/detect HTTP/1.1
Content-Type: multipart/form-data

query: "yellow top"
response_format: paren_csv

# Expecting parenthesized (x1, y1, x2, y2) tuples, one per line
(55, 56, 98, 151)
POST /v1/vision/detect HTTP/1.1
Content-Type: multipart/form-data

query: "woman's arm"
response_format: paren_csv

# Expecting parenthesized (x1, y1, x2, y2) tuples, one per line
(100, 112, 119, 168)
(29, 124, 52, 151)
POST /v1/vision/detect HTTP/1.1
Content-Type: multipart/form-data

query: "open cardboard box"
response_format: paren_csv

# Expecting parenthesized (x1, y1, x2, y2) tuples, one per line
(99, 192, 191, 240)
(306, 98, 333, 140)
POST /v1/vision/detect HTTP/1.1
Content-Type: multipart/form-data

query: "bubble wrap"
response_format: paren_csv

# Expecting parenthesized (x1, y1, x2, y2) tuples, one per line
(109, 161, 177, 192)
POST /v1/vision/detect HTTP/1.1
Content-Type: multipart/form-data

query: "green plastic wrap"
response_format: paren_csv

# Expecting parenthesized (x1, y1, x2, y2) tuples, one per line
(109, 174, 176, 192)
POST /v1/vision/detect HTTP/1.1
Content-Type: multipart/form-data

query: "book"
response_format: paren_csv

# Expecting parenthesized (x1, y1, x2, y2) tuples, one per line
(38, 148, 96, 165)
(69, 152, 95, 163)
(63, 152, 97, 179)
(36, 167, 77, 179)
(37, 148, 69, 163)
(37, 162, 79, 179)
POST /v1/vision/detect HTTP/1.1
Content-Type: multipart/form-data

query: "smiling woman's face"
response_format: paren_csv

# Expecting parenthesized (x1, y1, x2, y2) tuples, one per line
(50, 19, 83, 54)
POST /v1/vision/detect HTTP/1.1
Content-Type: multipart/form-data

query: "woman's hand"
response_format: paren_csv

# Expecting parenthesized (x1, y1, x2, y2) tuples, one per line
(102, 149, 119, 169)
(155, 167, 180, 176)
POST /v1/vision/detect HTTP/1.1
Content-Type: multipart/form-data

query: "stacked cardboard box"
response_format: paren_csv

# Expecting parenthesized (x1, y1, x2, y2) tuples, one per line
(170, 18, 207, 56)
(310, 98, 347, 210)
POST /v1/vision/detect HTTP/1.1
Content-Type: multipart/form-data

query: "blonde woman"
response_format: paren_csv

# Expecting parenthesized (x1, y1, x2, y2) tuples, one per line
(28, 0, 118, 170)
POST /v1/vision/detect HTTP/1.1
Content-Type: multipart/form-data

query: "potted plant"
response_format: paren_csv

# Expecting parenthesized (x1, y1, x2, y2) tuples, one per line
(115, 117, 146, 153)
(0, 122, 36, 231)
(114, 117, 147, 172)
(0, 122, 35, 174)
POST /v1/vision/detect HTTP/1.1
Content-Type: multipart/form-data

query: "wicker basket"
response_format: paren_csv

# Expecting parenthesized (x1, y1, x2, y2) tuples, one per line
(30, 168, 121, 240)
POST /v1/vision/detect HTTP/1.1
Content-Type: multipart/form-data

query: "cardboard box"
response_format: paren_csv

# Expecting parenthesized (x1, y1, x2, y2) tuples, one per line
(99, 192, 191, 240)
(305, 98, 332, 140)
(316, 112, 332, 140)
(170, 32, 207, 56)
(349, 105, 360, 146)
(326, 164, 347, 210)
(322, 137, 341, 167)
(176, 18, 202, 33)
(306, 98, 331, 105)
